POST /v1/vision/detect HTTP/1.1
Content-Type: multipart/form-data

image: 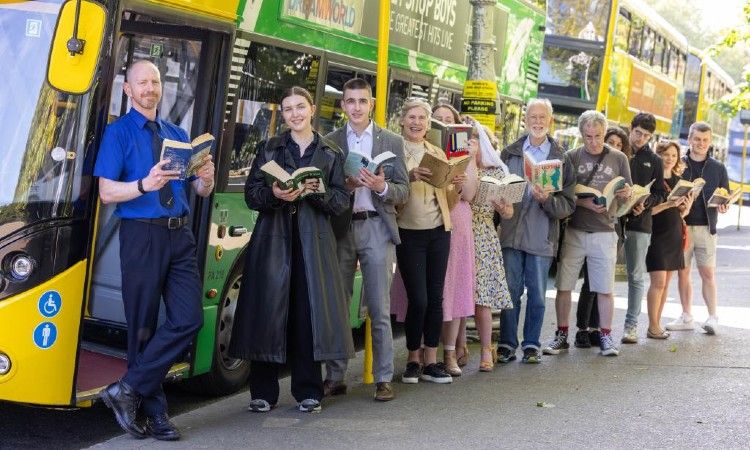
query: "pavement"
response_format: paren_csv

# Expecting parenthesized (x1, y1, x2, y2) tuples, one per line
(92, 205, 750, 449)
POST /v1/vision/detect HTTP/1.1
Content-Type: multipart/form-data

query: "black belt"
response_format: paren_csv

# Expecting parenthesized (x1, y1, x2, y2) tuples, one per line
(352, 211, 378, 221)
(133, 216, 189, 229)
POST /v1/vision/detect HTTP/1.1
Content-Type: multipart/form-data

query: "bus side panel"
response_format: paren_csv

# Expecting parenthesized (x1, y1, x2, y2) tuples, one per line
(0, 261, 87, 406)
(607, 51, 634, 127)
(191, 192, 254, 375)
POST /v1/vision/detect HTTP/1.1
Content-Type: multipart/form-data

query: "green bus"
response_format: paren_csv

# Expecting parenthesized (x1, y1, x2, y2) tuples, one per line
(0, 0, 544, 409)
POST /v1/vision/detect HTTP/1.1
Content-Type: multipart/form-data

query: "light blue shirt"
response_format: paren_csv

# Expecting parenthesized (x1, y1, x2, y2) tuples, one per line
(523, 135, 551, 163)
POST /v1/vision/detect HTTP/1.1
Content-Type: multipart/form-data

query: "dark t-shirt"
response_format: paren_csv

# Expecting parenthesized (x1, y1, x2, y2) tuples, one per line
(684, 158, 709, 226)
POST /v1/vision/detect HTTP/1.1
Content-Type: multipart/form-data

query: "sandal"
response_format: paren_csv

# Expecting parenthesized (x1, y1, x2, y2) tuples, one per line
(456, 346, 469, 367)
(442, 350, 462, 377)
(479, 346, 495, 372)
(647, 328, 670, 339)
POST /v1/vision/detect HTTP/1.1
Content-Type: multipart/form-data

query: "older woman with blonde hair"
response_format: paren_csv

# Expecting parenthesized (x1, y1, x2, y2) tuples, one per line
(397, 97, 463, 385)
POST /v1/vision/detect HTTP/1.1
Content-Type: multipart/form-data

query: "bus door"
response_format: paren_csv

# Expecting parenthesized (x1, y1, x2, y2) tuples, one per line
(79, 15, 226, 402)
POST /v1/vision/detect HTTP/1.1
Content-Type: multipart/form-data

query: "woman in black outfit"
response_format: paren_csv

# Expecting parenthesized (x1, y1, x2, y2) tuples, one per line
(229, 86, 354, 413)
(645, 140, 694, 338)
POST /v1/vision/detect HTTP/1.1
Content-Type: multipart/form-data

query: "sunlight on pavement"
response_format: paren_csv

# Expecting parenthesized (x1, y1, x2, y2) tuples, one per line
(545, 290, 750, 330)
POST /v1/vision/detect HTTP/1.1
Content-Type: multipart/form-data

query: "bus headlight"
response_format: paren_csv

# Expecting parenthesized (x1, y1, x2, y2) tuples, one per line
(9, 254, 34, 281)
(0, 353, 10, 375)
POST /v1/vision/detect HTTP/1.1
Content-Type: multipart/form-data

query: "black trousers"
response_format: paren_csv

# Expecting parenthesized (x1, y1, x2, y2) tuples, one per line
(396, 226, 451, 351)
(576, 260, 600, 330)
(250, 219, 322, 404)
(120, 220, 203, 416)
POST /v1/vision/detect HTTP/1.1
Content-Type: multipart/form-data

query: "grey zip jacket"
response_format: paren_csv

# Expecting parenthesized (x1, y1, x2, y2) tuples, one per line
(499, 135, 576, 257)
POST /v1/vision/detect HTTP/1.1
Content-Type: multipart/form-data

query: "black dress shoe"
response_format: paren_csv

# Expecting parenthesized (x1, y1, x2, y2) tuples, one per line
(145, 413, 181, 441)
(100, 381, 146, 439)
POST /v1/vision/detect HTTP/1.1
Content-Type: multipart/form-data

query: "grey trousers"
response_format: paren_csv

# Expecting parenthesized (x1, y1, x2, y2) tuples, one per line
(325, 216, 395, 383)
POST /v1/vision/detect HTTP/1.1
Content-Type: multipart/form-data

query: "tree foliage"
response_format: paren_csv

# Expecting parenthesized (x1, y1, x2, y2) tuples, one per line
(711, 1, 750, 115)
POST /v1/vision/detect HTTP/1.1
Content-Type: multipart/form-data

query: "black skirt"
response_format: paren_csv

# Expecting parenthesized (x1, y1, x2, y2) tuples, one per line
(646, 176, 685, 272)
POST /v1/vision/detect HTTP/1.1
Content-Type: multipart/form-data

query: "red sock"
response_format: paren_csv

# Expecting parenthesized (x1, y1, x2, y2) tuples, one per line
(601, 328, 611, 336)
(558, 326, 569, 335)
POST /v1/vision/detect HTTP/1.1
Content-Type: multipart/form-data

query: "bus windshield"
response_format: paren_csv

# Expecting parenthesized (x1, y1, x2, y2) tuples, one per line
(0, 0, 89, 231)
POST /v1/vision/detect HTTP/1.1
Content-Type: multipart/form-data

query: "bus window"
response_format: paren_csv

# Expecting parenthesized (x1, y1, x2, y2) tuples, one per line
(641, 27, 655, 65)
(227, 43, 320, 187)
(386, 79, 430, 134)
(653, 36, 665, 73)
(628, 15, 643, 58)
(545, 0, 609, 42)
(539, 45, 603, 102)
(318, 67, 376, 136)
(668, 46, 679, 80)
(614, 9, 631, 52)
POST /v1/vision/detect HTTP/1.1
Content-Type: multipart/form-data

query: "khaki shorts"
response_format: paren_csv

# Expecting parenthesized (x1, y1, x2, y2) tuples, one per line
(684, 225, 717, 268)
(556, 228, 618, 294)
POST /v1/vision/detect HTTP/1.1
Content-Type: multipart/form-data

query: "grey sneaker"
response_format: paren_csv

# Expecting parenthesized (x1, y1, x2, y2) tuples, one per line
(247, 399, 273, 413)
(621, 325, 638, 344)
(599, 333, 620, 356)
(666, 313, 695, 331)
(298, 399, 321, 413)
(542, 331, 569, 355)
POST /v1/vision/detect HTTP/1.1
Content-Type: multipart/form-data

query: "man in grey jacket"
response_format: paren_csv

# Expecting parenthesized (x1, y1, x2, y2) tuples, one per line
(496, 98, 576, 364)
(324, 78, 409, 401)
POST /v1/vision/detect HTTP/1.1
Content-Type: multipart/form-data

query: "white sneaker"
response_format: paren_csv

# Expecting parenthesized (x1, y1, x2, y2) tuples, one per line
(702, 316, 718, 335)
(621, 325, 638, 344)
(666, 313, 695, 331)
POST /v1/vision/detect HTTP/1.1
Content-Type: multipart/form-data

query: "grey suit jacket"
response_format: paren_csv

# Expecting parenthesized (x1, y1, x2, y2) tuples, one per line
(325, 123, 410, 244)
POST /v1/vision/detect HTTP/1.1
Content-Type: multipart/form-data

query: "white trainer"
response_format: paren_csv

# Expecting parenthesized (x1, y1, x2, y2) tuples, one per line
(702, 315, 718, 335)
(666, 313, 695, 331)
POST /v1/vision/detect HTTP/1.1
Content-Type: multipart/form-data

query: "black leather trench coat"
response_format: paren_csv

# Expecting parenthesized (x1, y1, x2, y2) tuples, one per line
(228, 132, 355, 363)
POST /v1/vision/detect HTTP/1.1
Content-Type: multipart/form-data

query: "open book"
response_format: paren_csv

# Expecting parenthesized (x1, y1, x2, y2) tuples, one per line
(615, 179, 654, 217)
(260, 160, 326, 197)
(344, 150, 397, 178)
(418, 153, 472, 188)
(574, 176, 626, 209)
(666, 177, 705, 202)
(707, 187, 742, 207)
(160, 133, 214, 180)
(427, 119, 473, 159)
(472, 174, 527, 206)
(524, 153, 563, 193)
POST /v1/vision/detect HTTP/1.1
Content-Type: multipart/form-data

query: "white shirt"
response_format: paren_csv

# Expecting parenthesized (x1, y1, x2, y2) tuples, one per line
(346, 121, 387, 212)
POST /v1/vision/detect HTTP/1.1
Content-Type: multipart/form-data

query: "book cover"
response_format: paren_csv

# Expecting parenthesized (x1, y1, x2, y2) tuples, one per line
(524, 153, 563, 193)
(160, 133, 215, 180)
(418, 153, 471, 188)
(707, 187, 742, 207)
(260, 160, 326, 198)
(472, 174, 527, 206)
(426, 119, 472, 159)
(343, 150, 397, 178)
(615, 179, 654, 217)
(666, 177, 705, 201)
(574, 176, 626, 209)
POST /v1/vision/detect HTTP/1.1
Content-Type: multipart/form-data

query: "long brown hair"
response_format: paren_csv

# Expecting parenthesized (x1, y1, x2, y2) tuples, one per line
(655, 140, 685, 176)
(605, 126, 631, 158)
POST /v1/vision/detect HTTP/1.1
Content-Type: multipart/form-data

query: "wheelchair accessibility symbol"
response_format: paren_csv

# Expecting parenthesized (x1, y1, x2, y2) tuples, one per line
(38, 291, 62, 318)
(33, 322, 58, 349)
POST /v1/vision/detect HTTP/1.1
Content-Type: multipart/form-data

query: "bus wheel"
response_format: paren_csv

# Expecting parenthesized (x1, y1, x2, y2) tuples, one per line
(190, 265, 250, 396)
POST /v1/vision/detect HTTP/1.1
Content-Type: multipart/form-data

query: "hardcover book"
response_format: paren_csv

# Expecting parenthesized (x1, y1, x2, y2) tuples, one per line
(160, 133, 214, 180)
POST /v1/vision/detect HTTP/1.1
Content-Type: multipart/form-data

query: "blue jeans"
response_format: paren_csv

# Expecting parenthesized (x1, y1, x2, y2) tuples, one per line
(624, 230, 650, 328)
(499, 248, 552, 351)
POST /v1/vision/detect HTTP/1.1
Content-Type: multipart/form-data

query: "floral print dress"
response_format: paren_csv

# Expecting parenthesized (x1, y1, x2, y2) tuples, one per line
(470, 167, 513, 310)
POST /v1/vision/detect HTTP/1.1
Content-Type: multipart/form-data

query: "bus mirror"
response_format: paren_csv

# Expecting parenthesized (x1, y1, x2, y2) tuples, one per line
(47, 0, 107, 95)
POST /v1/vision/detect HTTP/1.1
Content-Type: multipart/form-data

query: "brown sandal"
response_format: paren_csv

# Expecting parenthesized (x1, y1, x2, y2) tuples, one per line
(479, 346, 495, 372)
(443, 350, 462, 377)
(456, 346, 469, 367)
(647, 328, 670, 339)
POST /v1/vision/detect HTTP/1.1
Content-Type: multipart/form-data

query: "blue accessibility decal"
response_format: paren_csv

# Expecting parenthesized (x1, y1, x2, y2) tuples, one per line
(38, 290, 62, 318)
(33, 322, 58, 349)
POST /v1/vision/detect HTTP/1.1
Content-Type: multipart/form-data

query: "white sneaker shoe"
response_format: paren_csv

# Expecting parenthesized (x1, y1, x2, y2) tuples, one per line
(702, 316, 718, 335)
(666, 313, 695, 331)
(621, 325, 638, 344)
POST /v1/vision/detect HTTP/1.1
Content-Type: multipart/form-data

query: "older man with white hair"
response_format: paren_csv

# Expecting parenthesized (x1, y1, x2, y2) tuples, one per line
(496, 98, 576, 364)
(543, 110, 632, 357)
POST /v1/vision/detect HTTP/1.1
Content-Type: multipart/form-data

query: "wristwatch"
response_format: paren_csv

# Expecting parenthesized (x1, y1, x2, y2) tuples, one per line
(137, 178, 147, 194)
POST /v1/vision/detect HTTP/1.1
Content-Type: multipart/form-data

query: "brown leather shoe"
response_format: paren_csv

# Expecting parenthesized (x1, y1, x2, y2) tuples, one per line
(374, 382, 394, 402)
(323, 379, 347, 397)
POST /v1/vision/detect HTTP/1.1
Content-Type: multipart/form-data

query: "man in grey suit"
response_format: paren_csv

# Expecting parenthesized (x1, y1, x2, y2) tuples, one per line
(324, 78, 410, 402)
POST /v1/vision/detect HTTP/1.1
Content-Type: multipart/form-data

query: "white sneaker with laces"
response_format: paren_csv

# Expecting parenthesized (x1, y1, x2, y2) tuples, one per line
(666, 313, 695, 331)
(702, 315, 718, 335)
(621, 326, 638, 344)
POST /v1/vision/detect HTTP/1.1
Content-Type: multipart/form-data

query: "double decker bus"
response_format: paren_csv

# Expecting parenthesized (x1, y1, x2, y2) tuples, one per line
(680, 49, 735, 160)
(0, 0, 545, 409)
(540, 0, 689, 146)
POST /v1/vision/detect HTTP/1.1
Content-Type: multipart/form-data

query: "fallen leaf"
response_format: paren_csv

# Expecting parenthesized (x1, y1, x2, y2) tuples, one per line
(536, 402, 555, 408)
(669, 344, 677, 352)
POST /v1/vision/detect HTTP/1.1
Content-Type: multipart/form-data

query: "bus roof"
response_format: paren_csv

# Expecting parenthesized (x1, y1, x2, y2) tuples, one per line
(620, 0, 689, 51)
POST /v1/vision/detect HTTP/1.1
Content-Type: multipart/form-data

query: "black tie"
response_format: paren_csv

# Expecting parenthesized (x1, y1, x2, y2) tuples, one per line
(145, 120, 174, 208)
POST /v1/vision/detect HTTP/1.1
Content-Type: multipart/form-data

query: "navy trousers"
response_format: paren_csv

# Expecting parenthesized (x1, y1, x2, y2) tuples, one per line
(119, 220, 203, 416)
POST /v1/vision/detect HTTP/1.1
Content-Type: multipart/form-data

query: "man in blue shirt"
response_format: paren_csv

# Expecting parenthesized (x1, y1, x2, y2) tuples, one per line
(94, 60, 215, 441)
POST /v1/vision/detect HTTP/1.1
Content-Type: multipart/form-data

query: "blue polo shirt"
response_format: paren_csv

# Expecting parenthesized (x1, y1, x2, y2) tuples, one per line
(94, 109, 192, 219)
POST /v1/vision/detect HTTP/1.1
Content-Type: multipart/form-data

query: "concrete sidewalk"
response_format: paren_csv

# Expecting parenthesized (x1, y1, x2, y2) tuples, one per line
(94, 214, 750, 449)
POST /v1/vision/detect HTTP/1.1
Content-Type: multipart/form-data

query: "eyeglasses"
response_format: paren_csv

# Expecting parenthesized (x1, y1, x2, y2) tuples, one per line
(632, 129, 653, 140)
